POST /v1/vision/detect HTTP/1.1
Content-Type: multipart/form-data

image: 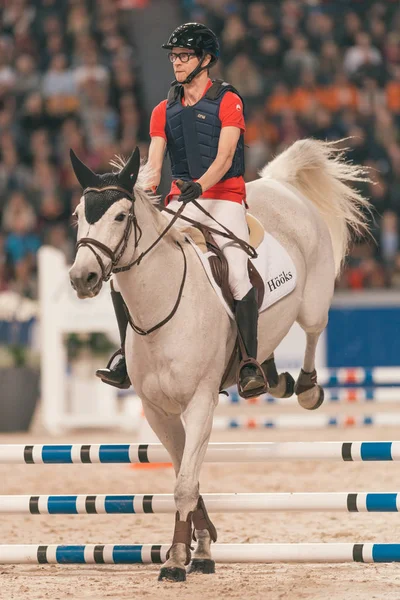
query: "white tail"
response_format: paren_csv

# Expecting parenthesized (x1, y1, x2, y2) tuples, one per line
(259, 139, 371, 276)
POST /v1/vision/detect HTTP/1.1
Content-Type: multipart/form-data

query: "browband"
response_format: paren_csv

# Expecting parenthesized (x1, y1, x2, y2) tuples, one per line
(83, 185, 134, 201)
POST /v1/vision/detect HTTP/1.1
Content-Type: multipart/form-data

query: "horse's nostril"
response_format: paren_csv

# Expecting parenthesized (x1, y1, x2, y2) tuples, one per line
(86, 272, 98, 285)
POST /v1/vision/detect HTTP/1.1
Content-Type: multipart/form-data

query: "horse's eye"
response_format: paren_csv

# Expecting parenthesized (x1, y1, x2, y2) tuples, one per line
(115, 213, 126, 222)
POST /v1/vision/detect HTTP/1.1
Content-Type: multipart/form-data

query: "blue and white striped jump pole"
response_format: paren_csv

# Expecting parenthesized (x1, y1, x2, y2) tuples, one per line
(0, 441, 399, 463)
(1, 543, 400, 564)
(213, 414, 400, 430)
(3, 492, 400, 514)
(221, 387, 400, 405)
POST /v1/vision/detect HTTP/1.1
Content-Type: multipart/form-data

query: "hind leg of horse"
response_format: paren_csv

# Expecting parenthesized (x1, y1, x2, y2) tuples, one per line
(159, 387, 217, 582)
(295, 251, 333, 410)
(295, 323, 327, 410)
(262, 354, 295, 398)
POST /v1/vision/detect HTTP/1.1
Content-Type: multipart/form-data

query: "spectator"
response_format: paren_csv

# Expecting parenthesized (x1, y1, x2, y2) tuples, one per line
(9, 257, 37, 299)
(0, 234, 8, 292)
(339, 11, 362, 48)
(0, 138, 31, 194)
(42, 54, 79, 118)
(306, 12, 335, 54)
(13, 54, 41, 104)
(42, 54, 77, 99)
(385, 32, 400, 68)
(386, 65, 400, 114)
(245, 105, 278, 180)
(380, 211, 399, 270)
(247, 2, 277, 39)
(80, 83, 118, 151)
(220, 15, 249, 64)
(290, 69, 319, 116)
(358, 76, 386, 116)
(265, 82, 292, 116)
(343, 32, 382, 76)
(19, 92, 55, 139)
(317, 41, 342, 84)
(0, 52, 16, 97)
(256, 35, 282, 78)
(225, 53, 262, 101)
(2, 191, 37, 234)
(74, 49, 109, 92)
(369, 17, 387, 53)
(283, 35, 319, 84)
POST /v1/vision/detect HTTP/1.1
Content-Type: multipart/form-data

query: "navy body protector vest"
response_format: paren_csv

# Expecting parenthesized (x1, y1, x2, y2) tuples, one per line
(165, 79, 245, 182)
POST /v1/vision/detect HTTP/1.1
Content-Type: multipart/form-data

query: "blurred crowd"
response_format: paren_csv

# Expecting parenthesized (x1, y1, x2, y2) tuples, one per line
(0, 0, 146, 299)
(1, 1, 400, 298)
(183, 0, 400, 290)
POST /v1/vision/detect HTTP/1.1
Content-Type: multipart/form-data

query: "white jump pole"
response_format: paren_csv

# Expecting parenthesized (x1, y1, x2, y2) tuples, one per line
(0, 543, 398, 564)
(0, 441, 398, 463)
(0, 492, 398, 514)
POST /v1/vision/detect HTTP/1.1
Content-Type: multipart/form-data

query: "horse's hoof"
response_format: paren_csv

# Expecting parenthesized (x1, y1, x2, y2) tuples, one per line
(158, 566, 187, 582)
(282, 372, 295, 398)
(298, 385, 324, 410)
(187, 558, 215, 574)
(268, 372, 295, 399)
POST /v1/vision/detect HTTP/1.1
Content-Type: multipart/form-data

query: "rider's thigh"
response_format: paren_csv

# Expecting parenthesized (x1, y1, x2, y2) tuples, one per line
(222, 242, 252, 300)
(207, 199, 251, 300)
(207, 199, 249, 242)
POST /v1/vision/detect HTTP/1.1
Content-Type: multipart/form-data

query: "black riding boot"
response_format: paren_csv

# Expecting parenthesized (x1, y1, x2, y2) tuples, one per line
(235, 287, 268, 398)
(96, 289, 131, 389)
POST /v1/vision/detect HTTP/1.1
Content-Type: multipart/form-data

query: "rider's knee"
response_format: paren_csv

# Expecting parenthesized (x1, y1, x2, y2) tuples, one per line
(230, 276, 252, 301)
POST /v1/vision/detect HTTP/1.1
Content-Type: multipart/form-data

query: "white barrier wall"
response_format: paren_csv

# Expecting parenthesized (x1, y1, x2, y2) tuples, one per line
(38, 247, 139, 434)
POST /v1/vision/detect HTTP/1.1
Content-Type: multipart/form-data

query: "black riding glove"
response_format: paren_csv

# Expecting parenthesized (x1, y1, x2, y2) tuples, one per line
(178, 181, 203, 204)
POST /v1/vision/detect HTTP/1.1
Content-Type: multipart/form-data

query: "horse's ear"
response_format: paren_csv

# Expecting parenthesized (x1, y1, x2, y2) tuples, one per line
(70, 149, 100, 189)
(117, 147, 140, 192)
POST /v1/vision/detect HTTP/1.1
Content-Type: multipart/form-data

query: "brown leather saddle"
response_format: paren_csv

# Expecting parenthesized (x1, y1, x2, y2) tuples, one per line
(184, 213, 265, 311)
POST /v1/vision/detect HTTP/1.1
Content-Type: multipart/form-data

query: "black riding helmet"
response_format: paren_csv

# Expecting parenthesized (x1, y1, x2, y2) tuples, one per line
(162, 23, 220, 84)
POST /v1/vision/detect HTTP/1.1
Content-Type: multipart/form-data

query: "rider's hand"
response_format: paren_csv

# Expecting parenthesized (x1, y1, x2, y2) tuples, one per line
(178, 181, 203, 204)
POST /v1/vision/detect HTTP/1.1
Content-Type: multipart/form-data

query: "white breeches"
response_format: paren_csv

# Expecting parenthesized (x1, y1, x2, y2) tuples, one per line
(166, 198, 252, 301)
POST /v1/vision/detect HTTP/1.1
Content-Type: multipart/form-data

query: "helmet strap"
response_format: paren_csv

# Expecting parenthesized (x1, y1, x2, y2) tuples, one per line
(179, 51, 209, 85)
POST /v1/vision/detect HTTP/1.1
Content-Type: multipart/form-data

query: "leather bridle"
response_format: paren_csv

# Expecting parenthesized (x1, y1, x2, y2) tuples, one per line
(76, 186, 141, 282)
(75, 185, 187, 335)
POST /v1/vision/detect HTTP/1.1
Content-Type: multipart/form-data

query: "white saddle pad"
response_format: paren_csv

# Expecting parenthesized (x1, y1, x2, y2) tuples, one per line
(186, 231, 297, 319)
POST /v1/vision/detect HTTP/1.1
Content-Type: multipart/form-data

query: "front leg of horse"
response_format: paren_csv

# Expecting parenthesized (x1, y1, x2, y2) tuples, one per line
(262, 353, 295, 399)
(188, 494, 217, 574)
(159, 389, 218, 582)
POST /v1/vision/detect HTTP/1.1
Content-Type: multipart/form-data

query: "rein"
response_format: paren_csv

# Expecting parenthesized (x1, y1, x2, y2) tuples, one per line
(163, 200, 258, 259)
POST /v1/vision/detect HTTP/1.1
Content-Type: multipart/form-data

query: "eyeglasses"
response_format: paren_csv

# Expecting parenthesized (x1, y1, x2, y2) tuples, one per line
(168, 51, 197, 63)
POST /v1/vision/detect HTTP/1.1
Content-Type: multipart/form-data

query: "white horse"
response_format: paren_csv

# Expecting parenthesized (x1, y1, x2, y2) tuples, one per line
(69, 138, 370, 582)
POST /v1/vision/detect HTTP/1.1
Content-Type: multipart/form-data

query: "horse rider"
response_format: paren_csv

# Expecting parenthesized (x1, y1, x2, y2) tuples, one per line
(96, 22, 266, 397)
